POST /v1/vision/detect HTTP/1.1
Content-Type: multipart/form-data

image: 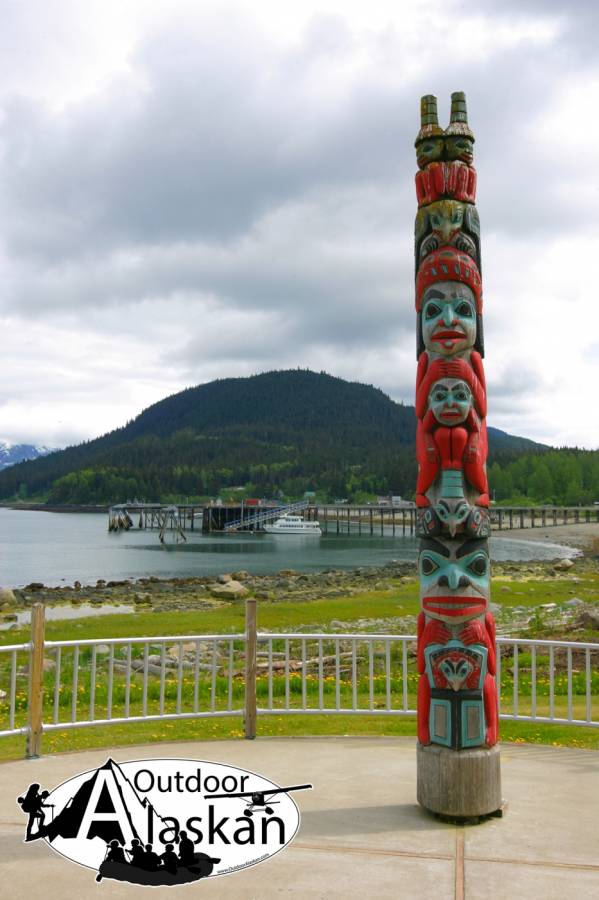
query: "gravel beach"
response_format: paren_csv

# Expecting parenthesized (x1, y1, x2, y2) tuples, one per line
(493, 522, 599, 553)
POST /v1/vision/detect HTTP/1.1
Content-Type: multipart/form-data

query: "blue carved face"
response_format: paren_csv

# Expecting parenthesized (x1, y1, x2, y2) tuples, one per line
(429, 379, 472, 426)
(421, 284, 476, 357)
(419, 537, 489, 623)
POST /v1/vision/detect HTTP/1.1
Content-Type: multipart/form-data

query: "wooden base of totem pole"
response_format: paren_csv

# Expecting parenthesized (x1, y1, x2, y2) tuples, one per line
(417, 743, 502, 820)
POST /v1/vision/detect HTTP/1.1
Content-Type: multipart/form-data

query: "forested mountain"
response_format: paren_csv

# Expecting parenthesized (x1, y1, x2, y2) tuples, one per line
(0, 369, 595, 506)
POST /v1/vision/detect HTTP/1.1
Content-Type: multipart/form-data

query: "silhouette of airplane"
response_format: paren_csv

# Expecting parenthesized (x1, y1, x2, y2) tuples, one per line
(207, 784, 312, 816)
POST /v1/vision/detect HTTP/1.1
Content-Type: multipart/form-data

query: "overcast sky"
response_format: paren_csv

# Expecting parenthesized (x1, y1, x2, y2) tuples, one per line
(1, 0, 598, 450)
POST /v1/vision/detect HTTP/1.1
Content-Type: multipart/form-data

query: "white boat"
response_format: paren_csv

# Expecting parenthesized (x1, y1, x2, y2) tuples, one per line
(263, 514, 322, 534)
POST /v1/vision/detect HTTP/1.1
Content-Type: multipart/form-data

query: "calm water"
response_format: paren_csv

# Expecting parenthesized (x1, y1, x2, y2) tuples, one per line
(0, 604, 135, 630)
(0, 508, 577, 589)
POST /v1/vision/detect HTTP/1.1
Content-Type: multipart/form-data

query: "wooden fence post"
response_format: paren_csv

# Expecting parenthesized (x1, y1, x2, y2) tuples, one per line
(244, 599, 257, 740)
(26, 603, 46, 759)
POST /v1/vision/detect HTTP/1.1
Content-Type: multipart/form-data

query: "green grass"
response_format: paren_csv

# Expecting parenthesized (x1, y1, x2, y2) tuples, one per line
(493, 575, 599, 608)
(1, 576, 599, 761)
(0, 587, 422, 647)
(1, 572, 598, 649)
(2, 574, 598, 650)
(1, 714, 598, 763)
(2, 662, 598, 762)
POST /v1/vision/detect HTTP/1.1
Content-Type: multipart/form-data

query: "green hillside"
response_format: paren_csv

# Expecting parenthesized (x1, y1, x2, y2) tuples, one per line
(0, 369, 595, 506)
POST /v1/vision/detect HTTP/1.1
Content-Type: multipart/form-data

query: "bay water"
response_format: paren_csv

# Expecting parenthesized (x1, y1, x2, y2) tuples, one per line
(0, 508, 577, 589)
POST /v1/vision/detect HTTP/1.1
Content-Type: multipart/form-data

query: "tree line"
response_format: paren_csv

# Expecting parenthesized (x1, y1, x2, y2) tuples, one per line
(488, 449, 599, 507)
(0, 370, 597, 506)
(7, 446, 598, 507)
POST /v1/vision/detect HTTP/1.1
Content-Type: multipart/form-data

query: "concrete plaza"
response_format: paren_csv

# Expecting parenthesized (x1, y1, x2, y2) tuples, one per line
(0, 737, 597, 899)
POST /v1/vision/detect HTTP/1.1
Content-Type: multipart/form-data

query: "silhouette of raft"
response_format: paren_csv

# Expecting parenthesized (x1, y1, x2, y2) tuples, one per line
(96, 853, 221, 885)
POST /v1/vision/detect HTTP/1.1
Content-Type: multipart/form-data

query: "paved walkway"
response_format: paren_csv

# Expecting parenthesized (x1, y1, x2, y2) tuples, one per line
(0, 737, 597, 899)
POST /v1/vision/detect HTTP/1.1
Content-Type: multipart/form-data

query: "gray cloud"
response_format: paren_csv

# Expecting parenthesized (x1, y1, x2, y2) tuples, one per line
(0, 20, 414, 264)
(0, 2, 597, 448)
(2, 3, 592, 276)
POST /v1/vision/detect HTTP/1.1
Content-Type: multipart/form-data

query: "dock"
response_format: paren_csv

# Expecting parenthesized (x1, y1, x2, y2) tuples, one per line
(108, 502, 203, 536)
(313, 504, 599, 534)
(107, 502, 599, 538)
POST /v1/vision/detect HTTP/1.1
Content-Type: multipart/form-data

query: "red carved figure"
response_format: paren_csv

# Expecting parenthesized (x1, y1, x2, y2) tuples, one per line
(415, 378, 489, 508)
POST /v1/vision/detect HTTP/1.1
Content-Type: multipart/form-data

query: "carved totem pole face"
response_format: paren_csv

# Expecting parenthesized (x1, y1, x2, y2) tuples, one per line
(444, 135, 474, 166)
(415, 201, 481, 270)
(427, 200, 465, 244)
(416, 137, 445, 169)
(419, 537, 490, 624)
(429, 379, 472, 426)
(421, 283, 477, 357)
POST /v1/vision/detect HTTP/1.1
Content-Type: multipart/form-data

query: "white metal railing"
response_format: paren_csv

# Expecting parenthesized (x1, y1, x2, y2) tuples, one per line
(41, 634, 245, 733)
(1, 602, 598, 757)
(496, 637, 599, 728)
(253, 633, 599, 729)
(0, 642, 29, 737)
(254, 633, 416, 716)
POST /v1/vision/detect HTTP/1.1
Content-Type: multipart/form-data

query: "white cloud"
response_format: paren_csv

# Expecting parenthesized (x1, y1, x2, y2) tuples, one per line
(0, 0, 597, 449)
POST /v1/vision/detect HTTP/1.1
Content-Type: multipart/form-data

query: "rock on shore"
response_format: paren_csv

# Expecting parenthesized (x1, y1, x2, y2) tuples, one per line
(2, 555, 598, 640)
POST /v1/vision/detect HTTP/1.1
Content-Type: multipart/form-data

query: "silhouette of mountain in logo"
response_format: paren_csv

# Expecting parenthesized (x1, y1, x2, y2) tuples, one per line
(45, 758, 169, 846)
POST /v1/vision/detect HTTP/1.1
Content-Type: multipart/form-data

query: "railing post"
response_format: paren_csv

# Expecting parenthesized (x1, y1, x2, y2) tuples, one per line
(244, 599, 257, 740)
(26, 603, 46, 759)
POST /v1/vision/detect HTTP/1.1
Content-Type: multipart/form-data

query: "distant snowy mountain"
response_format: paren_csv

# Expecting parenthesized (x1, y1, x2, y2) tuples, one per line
(0, 441, 55, 470)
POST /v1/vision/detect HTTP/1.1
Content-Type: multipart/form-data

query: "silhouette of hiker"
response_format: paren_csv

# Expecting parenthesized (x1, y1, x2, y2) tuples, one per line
(142, 843, 161, 871)
(105, 840, 126, 864)
(177, 830, 195, 866)
(17, 784, 53, 841)
(127, 838, 145, 867)
(160, 844, 179, 875)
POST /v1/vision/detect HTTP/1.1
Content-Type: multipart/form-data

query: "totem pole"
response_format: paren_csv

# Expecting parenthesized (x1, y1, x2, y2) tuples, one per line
(414, 93, 502, 818)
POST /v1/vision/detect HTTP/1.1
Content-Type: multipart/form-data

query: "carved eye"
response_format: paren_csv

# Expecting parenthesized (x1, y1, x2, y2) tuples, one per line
(425, 302, 441, 319)
(433, 390, 447, 403)
(454, 389, 468, 402)
(420, 556, 439, 576)
(455, 301, 473, 318)
(468, 555, 487, 577)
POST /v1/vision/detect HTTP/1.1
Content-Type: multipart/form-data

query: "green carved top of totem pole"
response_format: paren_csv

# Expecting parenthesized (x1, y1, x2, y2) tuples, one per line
(415, 91, 475, 169)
